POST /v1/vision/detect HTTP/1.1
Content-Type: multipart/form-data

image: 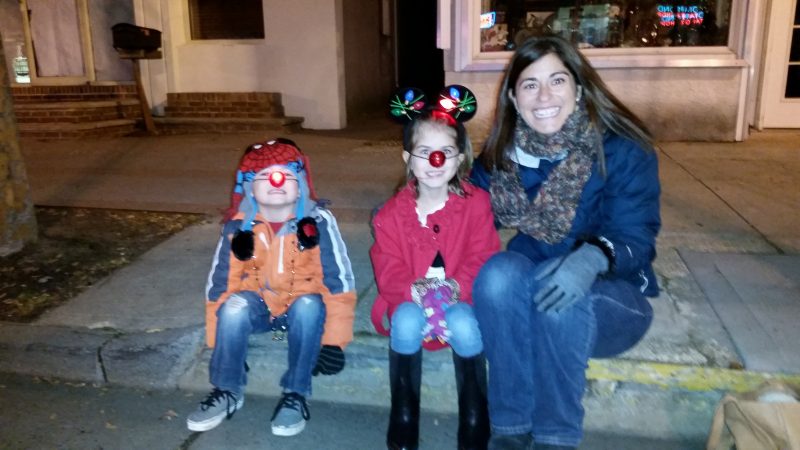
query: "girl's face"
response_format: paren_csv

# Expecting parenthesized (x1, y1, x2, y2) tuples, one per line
(509, 52, 578, 135)
(252, 164, 300, 209)
(403, 122, 464, 194)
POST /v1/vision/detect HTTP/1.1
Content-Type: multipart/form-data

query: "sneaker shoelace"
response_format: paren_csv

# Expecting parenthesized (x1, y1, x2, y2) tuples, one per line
(271, 392, 310, 421)
(200, 388, 239, 419)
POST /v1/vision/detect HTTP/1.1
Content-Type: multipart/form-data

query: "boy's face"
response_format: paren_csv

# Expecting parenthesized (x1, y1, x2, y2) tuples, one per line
(252, 164, 300, 209)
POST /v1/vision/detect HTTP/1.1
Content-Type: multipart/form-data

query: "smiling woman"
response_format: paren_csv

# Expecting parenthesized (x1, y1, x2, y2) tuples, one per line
(469, 35, 661, 449)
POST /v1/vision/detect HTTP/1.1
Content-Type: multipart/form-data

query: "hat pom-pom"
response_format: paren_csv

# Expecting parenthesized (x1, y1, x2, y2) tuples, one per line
(297, 217, 319, 251)
(232, 230, 255, 260)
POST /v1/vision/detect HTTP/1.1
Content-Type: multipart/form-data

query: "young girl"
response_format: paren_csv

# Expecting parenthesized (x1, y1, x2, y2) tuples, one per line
(370, 86, 501, 450)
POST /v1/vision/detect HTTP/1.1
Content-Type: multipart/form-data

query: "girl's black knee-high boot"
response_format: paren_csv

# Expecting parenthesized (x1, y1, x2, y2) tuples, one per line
(453, 352, 490, 450)
(387, 349, 422, 450)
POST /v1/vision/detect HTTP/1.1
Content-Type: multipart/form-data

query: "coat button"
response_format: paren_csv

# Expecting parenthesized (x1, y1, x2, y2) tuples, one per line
(433, 224, 440, 233)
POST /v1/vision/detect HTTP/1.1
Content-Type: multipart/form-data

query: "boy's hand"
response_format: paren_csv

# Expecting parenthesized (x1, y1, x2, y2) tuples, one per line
(312, 345, 345, 376)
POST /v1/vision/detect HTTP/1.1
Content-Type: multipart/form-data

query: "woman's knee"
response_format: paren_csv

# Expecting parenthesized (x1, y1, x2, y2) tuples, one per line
(474, 251, 534, 304)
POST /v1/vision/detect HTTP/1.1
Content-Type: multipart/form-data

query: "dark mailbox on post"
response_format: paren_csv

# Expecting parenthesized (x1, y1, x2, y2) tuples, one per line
(111, 23, 162, 53)
(111, 23, 162, 134)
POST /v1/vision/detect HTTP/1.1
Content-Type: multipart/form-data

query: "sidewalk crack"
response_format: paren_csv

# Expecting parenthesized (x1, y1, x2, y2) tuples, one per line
(658, 148, 784, 254)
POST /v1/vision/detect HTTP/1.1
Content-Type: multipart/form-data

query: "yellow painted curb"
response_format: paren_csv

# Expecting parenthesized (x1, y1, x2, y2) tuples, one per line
(588, 359, 800, 393)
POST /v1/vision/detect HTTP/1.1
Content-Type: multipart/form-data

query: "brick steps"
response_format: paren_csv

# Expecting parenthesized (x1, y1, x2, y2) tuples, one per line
(157, 92, 303, 134)
(11, 88, 303, 137)
(11, 85, 139, 103)
(17, 119, 139, 139)
(12, 85, 143, 139)
(14, 99, 141, 125)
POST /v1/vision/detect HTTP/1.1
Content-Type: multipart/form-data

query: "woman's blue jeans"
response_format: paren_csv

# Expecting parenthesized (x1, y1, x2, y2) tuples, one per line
(209, 291, 325, 398)
(390, 301, 483, 357)
(473, 251, 653, 447)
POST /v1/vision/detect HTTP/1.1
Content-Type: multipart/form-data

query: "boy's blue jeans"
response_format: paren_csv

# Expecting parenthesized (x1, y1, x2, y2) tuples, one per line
(390, 301, 483, 357)
(473, 251, 653, 447)
(209, 291, 325, 398)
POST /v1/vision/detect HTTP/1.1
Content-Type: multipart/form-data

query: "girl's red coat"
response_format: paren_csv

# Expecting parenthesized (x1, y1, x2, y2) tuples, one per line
(370, 182, 501, 351)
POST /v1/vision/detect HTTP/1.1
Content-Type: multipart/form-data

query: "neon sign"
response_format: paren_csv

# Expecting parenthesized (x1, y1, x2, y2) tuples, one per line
(657, 5, 704, 27)
(480, 11, 496, 29)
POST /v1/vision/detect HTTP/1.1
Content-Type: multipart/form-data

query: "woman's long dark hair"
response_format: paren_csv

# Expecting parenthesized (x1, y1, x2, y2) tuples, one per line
(478, 35, 654, 173)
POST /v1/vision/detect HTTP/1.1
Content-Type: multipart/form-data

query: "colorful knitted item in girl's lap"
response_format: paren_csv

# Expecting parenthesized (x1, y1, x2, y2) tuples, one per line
(411, 278, 460, 345)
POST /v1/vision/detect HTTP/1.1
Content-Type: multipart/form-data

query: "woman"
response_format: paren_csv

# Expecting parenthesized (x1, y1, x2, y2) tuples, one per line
(470, 35, 660, 450)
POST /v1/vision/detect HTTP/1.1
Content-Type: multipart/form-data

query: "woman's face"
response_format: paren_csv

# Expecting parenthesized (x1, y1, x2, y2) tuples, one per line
(509, 52, 578, 135)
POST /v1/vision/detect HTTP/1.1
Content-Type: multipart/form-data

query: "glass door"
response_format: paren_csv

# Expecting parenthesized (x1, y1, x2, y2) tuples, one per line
(758, 0, 800, 128)
(19, 0, 95, 84)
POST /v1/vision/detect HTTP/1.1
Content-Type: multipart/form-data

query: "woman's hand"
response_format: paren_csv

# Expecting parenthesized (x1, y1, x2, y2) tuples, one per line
(533, 244, 609, 313)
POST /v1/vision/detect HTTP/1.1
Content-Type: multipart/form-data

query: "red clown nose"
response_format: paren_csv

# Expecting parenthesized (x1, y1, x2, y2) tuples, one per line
(429, 151, 446, 168)
(269, 171, 286, 187)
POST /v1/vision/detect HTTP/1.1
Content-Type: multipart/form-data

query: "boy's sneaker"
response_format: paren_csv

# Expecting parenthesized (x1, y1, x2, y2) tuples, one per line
(186, 388, 244, 432)
(270, 392, 310, 436)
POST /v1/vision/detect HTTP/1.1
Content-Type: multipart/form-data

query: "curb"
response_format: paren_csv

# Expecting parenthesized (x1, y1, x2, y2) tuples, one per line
(6, 320, 798, 396)
(0, 322, 204, 389)
(588, 358, 800, 393)
(4, 321, 799, 442)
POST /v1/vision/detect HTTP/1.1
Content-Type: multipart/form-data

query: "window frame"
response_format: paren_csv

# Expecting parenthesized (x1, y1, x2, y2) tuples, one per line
(187, 0, 265, 41)
(451, 0, 749, 71)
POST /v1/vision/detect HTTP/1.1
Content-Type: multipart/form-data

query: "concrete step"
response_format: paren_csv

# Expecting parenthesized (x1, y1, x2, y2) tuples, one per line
(17, 119, 139, 139)
(164, 105, 284, 118)
(153, 116, 304, 134)
(176, 332, 797, 444)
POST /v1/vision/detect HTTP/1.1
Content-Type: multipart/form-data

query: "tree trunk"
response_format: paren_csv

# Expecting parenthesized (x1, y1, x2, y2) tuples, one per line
(0, 31, 37, 256)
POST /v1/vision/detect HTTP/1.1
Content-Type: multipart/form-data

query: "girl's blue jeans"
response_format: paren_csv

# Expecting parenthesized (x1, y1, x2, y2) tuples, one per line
(390, 301, 483, 357)
(209, 291, 325, 398)
(473, 251, 653, 447)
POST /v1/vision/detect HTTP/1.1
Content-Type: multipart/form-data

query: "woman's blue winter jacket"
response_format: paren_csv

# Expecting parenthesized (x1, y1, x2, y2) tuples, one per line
(470, 132, 661, 297)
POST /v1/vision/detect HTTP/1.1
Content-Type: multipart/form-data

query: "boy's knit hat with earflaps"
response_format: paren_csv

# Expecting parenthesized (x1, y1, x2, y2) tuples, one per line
(226, 138, 320, 260)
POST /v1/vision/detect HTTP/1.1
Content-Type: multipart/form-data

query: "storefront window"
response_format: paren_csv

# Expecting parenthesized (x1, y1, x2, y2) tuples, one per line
(479, 1, 732, 51)
(188, 0, 264, 40)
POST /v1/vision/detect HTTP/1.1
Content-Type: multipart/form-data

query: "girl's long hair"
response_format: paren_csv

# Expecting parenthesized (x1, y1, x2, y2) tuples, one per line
(478, 35, 654, 173)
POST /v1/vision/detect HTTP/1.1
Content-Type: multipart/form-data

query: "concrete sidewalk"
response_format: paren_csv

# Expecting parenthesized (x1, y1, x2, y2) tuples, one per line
(2, 127, 799, 443)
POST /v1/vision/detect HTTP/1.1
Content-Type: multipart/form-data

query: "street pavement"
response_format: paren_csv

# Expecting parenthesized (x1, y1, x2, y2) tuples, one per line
(2, 123, 799, 447)
(0, 372, 699, 449)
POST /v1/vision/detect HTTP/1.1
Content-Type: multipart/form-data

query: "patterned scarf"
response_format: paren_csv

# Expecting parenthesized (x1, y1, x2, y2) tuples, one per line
(489, 102, 601, 244)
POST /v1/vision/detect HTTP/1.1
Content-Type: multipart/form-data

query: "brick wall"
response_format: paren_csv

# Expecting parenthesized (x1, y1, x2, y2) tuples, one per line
(14, 102, 141, 124)
(0, 35, 37, 256)
(10, 84, 138, 103)
(165, 92, 284, 118)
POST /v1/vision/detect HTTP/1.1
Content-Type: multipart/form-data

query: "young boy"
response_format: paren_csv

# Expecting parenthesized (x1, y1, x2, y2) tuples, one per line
(187, 138, 356, 437)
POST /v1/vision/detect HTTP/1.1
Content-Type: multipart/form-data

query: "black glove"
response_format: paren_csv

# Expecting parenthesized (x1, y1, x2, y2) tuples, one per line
(312, 345, 345, 376)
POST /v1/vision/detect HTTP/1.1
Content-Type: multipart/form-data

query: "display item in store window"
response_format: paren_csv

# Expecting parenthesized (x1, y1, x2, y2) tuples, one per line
(550, 4, 616, 48)
(624, 3, 660, 46)
(481, 23, 509, 52)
